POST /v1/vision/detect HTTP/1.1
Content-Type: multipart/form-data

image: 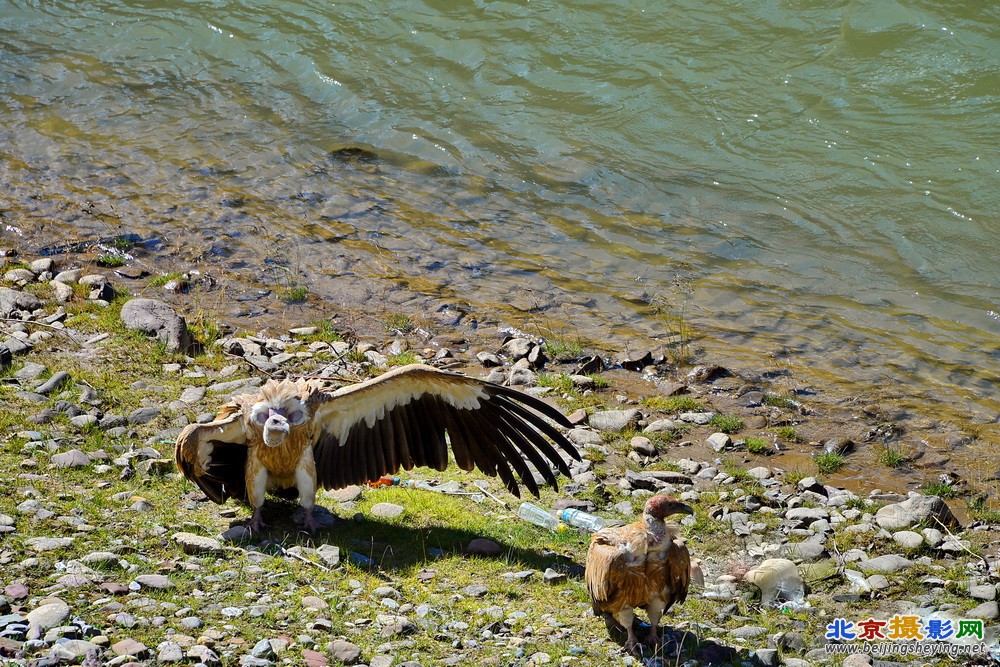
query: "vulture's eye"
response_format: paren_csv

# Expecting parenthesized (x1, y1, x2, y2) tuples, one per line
(287, 410, 304, 424)
(255, 411, 269, 425)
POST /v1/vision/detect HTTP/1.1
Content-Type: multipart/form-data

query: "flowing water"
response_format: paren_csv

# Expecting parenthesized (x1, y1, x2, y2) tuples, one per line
(1, 1, 998, 423)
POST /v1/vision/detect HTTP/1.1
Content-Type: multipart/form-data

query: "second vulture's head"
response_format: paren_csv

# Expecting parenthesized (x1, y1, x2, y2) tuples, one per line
(644, 494, 695, 521)
(249, 390, 309, 447)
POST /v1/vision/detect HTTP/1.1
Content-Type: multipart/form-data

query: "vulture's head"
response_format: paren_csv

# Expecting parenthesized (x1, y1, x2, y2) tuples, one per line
(249, 382, 309, 447)
(644, 494, 694, 521)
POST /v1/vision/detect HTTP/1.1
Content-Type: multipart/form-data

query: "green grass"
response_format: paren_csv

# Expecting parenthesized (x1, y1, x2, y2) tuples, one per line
(875, 444, 906, 468)
(387, 351, 420, 367)
(744, 436, 771, 455)
(921, 479, 958, 499)
(762, 393, 798, 410)
(281, 285, 310, 303)
(709, 414, 743, 434)
(771, 426, 801, 442)
(967, 496, 1000, 524)
(383, 312, 414, 333)
(96, 253, 126, 268)
(813, 451, 846, 475)
(542, 336, 584, 360)
(537, 372, 576, 393)
(642, 395, 704, 413)
(148, 272, 186, 287)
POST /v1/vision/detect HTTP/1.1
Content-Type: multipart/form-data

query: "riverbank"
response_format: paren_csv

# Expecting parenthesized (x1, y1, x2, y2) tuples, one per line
(0, 256, 998, 666)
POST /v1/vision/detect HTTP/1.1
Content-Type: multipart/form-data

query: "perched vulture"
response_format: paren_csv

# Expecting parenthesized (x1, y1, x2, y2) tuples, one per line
(174, 363, 579, 532)
(585, 495, 694, 653)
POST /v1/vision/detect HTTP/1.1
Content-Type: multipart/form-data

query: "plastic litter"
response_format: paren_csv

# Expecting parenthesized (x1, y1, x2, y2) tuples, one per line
(518, 501, 563, 531)
(560, 508, 607, 532)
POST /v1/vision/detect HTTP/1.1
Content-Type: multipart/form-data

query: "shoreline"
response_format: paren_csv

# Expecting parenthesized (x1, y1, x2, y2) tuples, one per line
(1, 257, 999, 666)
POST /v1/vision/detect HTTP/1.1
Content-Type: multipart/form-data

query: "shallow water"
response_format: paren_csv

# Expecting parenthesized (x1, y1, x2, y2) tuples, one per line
(1, 1, 998, 418)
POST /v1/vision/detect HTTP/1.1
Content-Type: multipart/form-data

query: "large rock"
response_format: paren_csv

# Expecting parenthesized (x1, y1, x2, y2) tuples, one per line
(0, 287, 42, 317)
(120, 298, 193, 353)
(875, 494, 960, 531)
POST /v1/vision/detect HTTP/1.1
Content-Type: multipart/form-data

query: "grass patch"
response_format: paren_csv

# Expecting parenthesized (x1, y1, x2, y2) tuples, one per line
(642, 395, 704, 413)
(744, 436, 771, 455)
(771, 426, 800, 442)
(148, 272, 185, 287)
(709, 414, 743, 434)
(383, 312, 414, 333)
(537, 372, 576, 393)
(762, 393, 798, 410)
(96, 253, 127, 268)
(814, 451, 846, 475)
(542, 336, 584, 360)
(967, 496, 1000, 524)
(281, 285, 309, 303)
(922, 479, 958, 499)
(875, 444, 906, 468)
(387, 351, 420, 367)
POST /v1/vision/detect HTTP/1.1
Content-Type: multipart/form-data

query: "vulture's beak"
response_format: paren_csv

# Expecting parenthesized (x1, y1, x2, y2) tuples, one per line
(262, 410, 291, 447)
(669, 502, 695, 517)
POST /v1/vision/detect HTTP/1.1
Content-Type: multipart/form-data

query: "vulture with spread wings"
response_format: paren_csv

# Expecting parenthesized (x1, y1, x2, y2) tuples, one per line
(175, 364, 579, 532)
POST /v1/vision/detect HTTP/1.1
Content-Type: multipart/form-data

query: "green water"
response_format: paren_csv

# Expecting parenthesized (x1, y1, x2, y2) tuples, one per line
(1, 1, 997, 415)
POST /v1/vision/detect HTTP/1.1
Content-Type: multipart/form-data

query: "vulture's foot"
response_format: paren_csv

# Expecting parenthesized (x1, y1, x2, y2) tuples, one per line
(622, 630, 641, 655)
(248, 509, 268, 533)
(301, 510, 318, 535)
(642, 626, 660, 649)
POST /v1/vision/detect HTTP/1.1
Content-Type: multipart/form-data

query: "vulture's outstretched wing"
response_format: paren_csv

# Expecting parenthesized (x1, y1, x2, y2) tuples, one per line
(175, 405, 251, 504)
(308, 364, 579, 496)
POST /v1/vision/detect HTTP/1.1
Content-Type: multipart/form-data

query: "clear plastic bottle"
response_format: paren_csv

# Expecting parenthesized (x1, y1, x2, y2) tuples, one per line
(517, 502, 562, 531)
(560, 508, 607, 532)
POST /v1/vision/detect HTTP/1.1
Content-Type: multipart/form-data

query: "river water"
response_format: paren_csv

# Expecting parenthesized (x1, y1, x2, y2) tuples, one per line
(1, 1, 998, 421)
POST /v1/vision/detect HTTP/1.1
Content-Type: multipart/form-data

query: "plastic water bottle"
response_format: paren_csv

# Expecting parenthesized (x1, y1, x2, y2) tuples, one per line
(560, 508, 607, 532)
(517, 502, 562, 531)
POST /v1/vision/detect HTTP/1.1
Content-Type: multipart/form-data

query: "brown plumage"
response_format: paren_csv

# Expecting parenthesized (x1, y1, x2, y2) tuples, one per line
(585, 495, 694, 653)
(175, 364, 579, 533)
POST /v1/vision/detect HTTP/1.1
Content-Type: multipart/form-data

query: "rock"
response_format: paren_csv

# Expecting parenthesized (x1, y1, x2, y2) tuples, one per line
(588, 409, 640, 432)
(34, 371, 71, 395)
(466, 538, 502, 556)
(630, 436, 657, 457)
(112, 638, 148, 657)
(52, 281, 74, 302)
(302, 596, 328, 610)
(119, 298, 193, 353)
(730, 625, 767, 639)
(158, 642, 185, 662)
(824, 438, 856, 455)
(25, 537, 74, 552)
(542, 568, 566, 584)
(51, 449, 91, 468)
(967, 600, 998, 619)
(70, 414, 99, 429)
(679, 411, 715, 425)
(783, 540, 827, 563)
(51, 639, 102, 661)
(969, 584, 997, 601)
(785, 507, 829, 526)
(707, 432, 732, 451)
(754, 648, 780, 667)
(743, 559, 804, 605)
(891, 531, 924, 550)
(0, 287, 42, 316)
(327, 486, 362, 502)
(133, 574, 174, 589)
(26, 601, 71, 632)
(687, 365, 729, 382)
(316, 545, 340, 568)
(859, 554, 914, 573)
(503, 337, 533, 359)
(841, 654, 873, 667)
(128, 406, 160, 424)
(172, 532, 225, 555)
(302, 649, 329, 667)
(643, 419, 679, 433)
(874, 494, 960, 531)
(370, 502, 404, 519)
(327, 639, 362, 664)
(462, 584, 489, 597)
